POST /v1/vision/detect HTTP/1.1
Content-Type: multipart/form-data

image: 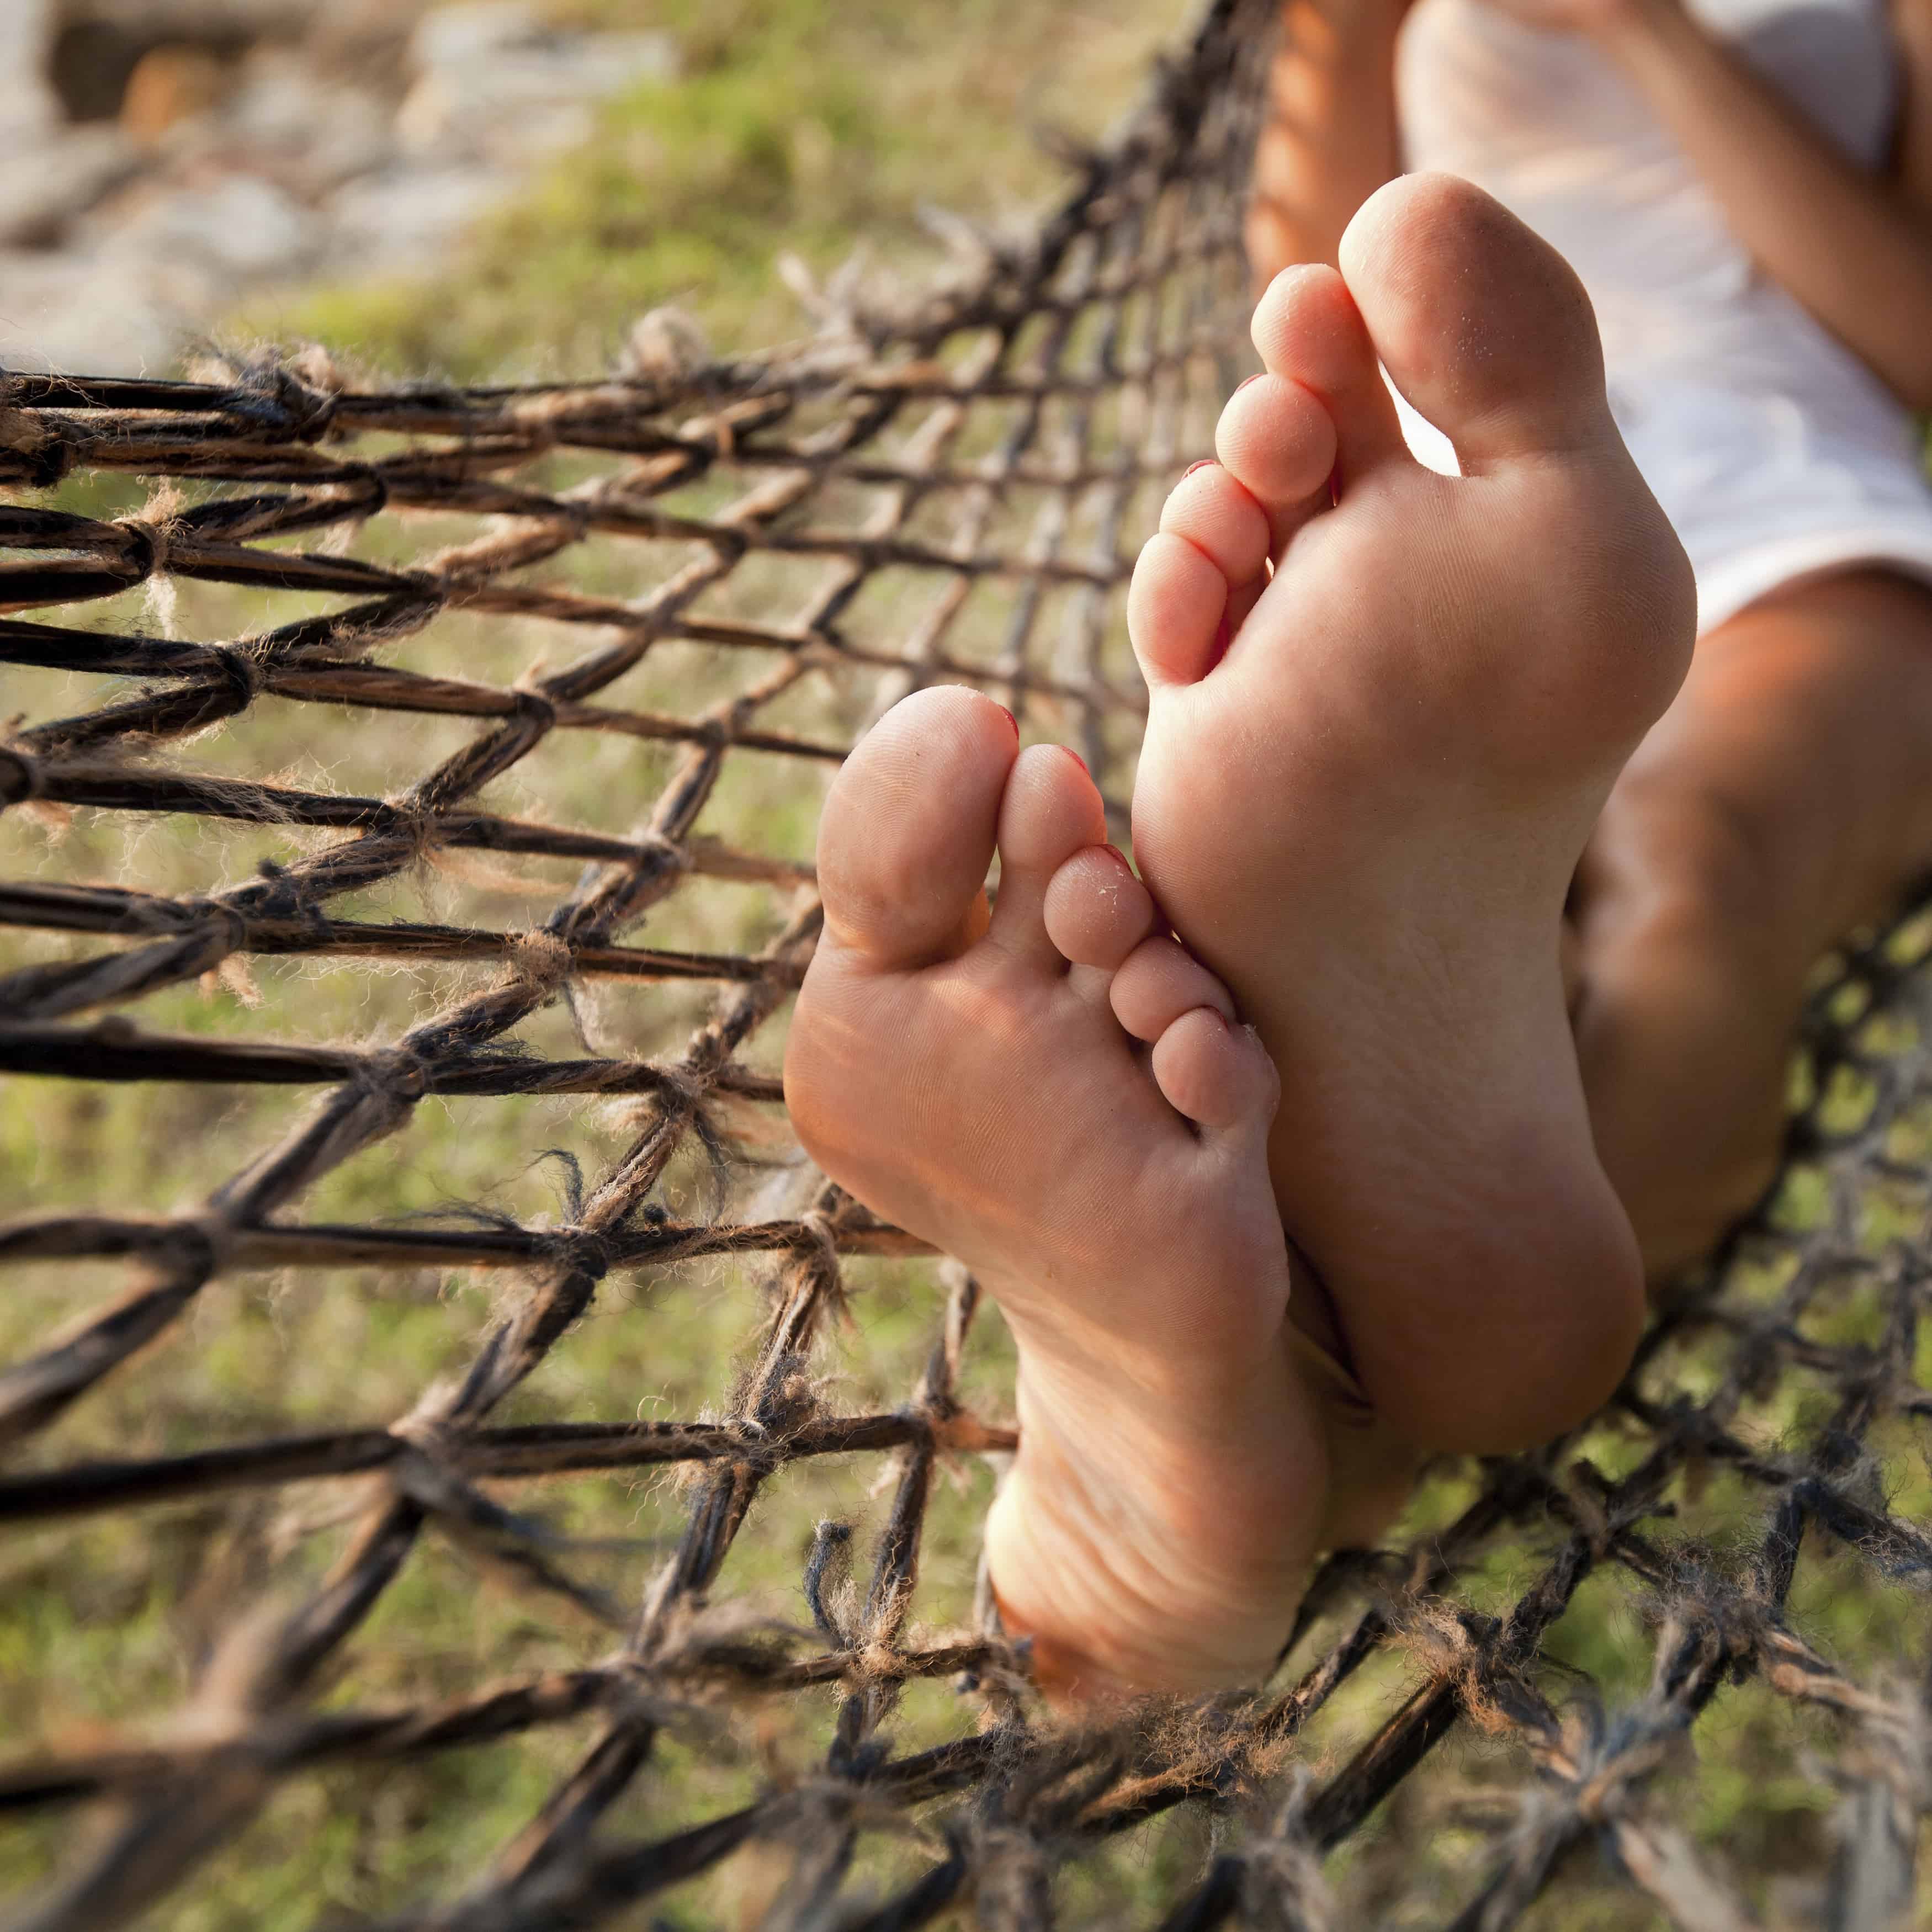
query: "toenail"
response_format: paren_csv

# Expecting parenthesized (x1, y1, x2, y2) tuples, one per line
(1063, 746, 1089, 776)
(1182, 458, 1217, 479)
(1234, 372, 1265, 394)
(995, 703, 1018, 738)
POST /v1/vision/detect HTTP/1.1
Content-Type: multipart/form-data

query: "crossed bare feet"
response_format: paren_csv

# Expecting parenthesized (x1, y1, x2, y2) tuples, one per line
(784, 694, 1326, 1693)
(784, 175, 1695, 1696)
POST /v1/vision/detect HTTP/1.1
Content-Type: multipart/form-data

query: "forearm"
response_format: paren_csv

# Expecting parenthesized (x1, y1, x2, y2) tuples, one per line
(1597, 0, 1932, 408)
(1248, 0, 1406, 282)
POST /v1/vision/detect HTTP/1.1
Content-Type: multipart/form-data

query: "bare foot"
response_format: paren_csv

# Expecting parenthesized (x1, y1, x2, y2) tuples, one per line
(1127, 174, 1697, 1455)
(784, 688, 1328, 1695)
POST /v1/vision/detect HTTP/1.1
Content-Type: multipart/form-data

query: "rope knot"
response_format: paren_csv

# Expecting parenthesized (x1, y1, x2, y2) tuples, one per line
(508, 684, 559, 733)
(643, 1061, 704, 1114)
(376, 800, 439, 863)
(550, 1223, 615, 1283)
(508, 928, 575, 997)
(169, 896, 251, 956)
(119, 509, 179, 584)
(251, 861, 333, 940)
(798, 1208, 841, 1271)
(210, 644, 266, 709)
(0, 744, 44, 804)
(635, 829, 688, 876)
(163, 1213, 231, 1280)
(206, 351, 342, 442)
(367, 1046, 432, 1103)
(0, 405, 70, 486)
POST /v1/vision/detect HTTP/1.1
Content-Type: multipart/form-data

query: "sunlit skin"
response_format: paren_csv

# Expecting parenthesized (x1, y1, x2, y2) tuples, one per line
(790, 0, 1932, 1691)
(1129, 174, 1693, 1476)
(1248, 0, 1932, 1289)
(788, 174, 1692, 1690)
(784, 698, 1328, 1696)
(1210, 0, 1932, 1538)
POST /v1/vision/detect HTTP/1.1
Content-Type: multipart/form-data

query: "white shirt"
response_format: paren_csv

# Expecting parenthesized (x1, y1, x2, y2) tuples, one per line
(1395, 0, 1932, 628)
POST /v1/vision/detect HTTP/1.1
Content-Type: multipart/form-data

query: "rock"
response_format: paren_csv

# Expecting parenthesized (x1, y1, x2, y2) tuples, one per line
(120, 44, 233, 144)
(300, 0, 432, 94)
(325, 161, 515, 270)
(1, 0, 685, 378)
(0, 250, 177, 375)
(396, 4, 680, 165)
(407, 1, 537, 70)
(0, 0, 61, 157)
(50, 2, 322, 125)
(58, 1, 320, 36)
(95, 172, 322, 284)
(222, 47, 395, 191)
(0, 125, 141, 248)
(395, 76, 594, 166)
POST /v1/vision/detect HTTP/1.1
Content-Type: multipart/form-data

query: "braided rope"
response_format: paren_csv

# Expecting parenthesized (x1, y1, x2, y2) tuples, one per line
(4, 2, 1931, 1923)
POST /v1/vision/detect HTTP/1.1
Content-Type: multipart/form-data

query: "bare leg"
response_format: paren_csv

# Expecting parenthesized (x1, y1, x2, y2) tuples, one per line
(1245, 0, 1405, 280)
(1574, 569, 1932, 1278)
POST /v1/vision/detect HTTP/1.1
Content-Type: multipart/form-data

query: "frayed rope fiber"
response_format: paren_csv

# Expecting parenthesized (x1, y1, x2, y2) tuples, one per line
(5, 2, 1932, 1923)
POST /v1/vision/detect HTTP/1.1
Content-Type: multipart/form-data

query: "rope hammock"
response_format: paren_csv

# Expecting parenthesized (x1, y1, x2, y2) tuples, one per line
(5, 0, 1932, 1921)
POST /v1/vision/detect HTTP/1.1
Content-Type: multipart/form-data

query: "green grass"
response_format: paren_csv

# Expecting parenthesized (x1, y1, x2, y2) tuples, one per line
(8, 0, 1932, 1922)
(0, 2, 1189, 1921)
(232, 0, 1180, 383)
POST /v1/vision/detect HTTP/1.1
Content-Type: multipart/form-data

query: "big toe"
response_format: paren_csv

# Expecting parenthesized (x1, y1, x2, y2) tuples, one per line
(817, 685, 1016, 968)
(1338, 172, 1616, 475)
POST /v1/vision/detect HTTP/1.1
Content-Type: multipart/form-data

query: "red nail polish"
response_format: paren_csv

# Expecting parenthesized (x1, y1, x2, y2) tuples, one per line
(1235, 371, 1266, 393)
(1064, 746, 1089, 776)
(1182, 458, 1217, 479)
(996, 703, 1018, 737)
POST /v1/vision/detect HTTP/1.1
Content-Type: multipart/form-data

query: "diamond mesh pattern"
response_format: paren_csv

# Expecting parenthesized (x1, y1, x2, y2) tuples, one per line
(4, 3, 1931, 1923)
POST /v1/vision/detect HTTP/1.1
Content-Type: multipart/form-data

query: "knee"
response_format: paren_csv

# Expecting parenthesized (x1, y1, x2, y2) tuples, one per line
(1585, 765, 1796, 959)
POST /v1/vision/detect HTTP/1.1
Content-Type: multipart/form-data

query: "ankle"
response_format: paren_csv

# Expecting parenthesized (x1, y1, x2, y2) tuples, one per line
(1012, 1321, 1288, 1444)
(987, 1424, 1317, 1692)
(1010, 1351, 1321, 1562)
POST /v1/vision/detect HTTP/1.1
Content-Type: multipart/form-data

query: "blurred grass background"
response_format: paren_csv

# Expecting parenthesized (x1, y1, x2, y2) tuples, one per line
(6, 0, 1932, 1923)
(0, 2, 1203, 1923)
(234, 0, 1183, 384)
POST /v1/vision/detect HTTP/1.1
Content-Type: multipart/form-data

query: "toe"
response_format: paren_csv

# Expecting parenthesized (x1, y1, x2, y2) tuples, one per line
(1128, 529, 1234, 689)
(1151, 1007, 1280, 1136)
(987, 744, 1109, 960)
(1110, 935, 1235, 1040)
(1250, 261, 1407, 485)
(1043, 845, 1157, 972)
(1159, 461, 1272, 583)
(1338, 173, 1614, 475)
(818, 685, 1015, 968)
(1213, 370, 1340, 556)
(1156, 460, 1275, 643)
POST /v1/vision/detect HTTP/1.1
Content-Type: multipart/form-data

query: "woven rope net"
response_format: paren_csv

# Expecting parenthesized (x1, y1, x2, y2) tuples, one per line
(6, 2, 1932, 1923)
